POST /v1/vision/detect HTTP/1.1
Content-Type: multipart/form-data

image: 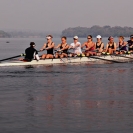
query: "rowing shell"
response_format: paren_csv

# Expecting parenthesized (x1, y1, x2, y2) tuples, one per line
(0, 54, 133, 67)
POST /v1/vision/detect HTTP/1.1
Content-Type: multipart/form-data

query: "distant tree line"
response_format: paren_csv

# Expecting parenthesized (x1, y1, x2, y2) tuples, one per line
(0, 30, 61, 38)
(7, 31, 60, 38)
(0, 30, 10, 38)
(8, 31, 46, 38)
(61, 25, 133, 37)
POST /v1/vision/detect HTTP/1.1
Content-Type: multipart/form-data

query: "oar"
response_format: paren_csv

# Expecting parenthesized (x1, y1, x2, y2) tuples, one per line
(0, 53, 25, 62)
(119, 45, 128, 51)
(94, 50, 133, 62)
(89, 55, 125, 63)
(113, 44, 133, 60)
(54, 50, 67, 64)
(55, 50, 81, 63)
(115, 53, 133, 60)
(67, 50, 126, 63)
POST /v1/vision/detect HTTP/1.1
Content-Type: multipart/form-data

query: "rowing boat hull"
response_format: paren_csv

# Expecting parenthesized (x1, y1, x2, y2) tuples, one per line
(0, 55, 133, 67)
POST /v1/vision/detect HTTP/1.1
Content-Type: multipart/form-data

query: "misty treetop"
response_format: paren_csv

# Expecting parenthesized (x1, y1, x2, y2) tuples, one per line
(0, 30, 10, 38)
(61, 25, 133, 37)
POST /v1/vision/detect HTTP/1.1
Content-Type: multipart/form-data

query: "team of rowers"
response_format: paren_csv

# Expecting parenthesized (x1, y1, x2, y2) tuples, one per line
(24, 34, 133, 61)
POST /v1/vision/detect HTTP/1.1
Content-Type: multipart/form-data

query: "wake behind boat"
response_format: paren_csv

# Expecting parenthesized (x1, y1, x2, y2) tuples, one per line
(0, 54, 133, 67)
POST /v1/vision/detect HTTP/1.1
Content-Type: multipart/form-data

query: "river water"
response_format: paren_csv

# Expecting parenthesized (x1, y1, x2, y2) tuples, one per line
(0, 38, 133, 133)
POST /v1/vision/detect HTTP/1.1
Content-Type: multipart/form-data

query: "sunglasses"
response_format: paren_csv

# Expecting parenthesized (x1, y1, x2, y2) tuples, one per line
(88, 38, 91, 39)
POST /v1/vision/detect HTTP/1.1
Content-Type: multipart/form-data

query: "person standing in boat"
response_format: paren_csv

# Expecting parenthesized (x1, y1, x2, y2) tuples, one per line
(55, 36, 69, 58)
(25, 42, 40, 61)
(127, 35, 133, 52)
(116, 36, 127, 54)
(81, 35, 96, 56)
(40, 35, 55, 59)
(69, 36, 82, 57)
(105, 36, 117, 54)
(95, 35, 104, 55)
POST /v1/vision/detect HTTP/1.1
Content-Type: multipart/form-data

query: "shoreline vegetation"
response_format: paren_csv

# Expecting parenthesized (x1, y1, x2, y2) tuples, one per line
(0, 30, 60, 38)
(61, 25, 133, 37)
(0, 25, 133, 38)
(0, 30, 10, 38)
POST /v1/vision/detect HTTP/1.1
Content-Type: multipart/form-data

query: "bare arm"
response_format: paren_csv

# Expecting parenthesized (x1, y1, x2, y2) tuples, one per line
(86, 43, 95, 50)
(69, 45, 73, 49)
(95, 43, 97, 49)
(54, 44, 61, 49)
(124, 42, 128, 46)
(75, 43, 80, 47)
(113, 43, 117, 51)
(72, 43, 80, 48)
(99, 43, 104, 51)
(116, 42, 119, 48)
(101, 43, 104, 49)
(105, 44, 109, 52)
(93, 43, 96, 49)
(46, 43, 55, 50)
(60, 44, 69, 51)
(81, 42, 86, 48)
(40, 43, 46, 51)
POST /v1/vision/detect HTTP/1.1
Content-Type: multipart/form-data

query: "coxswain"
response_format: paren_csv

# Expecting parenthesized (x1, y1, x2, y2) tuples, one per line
(24, 42, 39, 61)
(55, 36, 69, 58)
(40, 35, 55, 59)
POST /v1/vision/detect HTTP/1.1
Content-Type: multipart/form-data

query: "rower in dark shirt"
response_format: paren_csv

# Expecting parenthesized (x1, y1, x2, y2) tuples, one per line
(40, 35, 55, 59)
(55, 36, 69, 58)
(115, 36, 127, 54)
(25, 42, 39, 61)
(105, 36, 117, 54)
(127, 35, 133, 51)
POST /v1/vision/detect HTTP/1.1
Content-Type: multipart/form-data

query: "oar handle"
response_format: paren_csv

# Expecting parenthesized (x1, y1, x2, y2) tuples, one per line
(54, 50, 63, 52)
(81, 48, 86, 51)
(38, 49, 45, 52)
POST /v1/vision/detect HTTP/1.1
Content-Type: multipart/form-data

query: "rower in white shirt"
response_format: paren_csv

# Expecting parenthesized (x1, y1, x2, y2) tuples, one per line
(69, 36, 83, 57)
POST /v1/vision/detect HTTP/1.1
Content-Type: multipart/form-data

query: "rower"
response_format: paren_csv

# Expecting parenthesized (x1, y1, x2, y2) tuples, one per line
(81, 35, 96, 56)
(127, 35, 133, 52)
(55, 36, 69, 58)
(95, 35, 104, 55)
(69, 36, 82, 57)
(105, 36, 117, 54)
(25, 42, 39, 61)
(116, 36, 127, 54)
(40, 35, 54, 59)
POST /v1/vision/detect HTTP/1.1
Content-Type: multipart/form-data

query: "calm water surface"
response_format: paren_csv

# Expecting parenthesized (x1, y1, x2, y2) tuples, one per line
(0, 38, 133, 133)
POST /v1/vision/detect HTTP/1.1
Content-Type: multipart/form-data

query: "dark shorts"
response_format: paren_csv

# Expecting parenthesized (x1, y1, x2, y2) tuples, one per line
(24, 58, 32, 61)
(129, 48, 133, 51)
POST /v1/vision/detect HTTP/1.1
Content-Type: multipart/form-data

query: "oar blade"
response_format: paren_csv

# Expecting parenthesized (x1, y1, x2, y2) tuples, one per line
(89, 56, 125, 63)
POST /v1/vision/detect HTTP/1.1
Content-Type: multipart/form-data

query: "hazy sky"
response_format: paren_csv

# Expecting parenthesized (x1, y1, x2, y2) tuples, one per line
(0, 0, 132, 32)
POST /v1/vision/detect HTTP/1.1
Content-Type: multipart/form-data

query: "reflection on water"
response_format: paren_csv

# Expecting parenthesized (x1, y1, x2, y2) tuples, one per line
(0, 63, 133, 133)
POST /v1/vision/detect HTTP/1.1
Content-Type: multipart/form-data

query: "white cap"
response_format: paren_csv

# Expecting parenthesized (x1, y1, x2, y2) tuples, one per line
(46, 36, 51, 39)
(73, 36, 78, 39)
(96, 35, 102, 39)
